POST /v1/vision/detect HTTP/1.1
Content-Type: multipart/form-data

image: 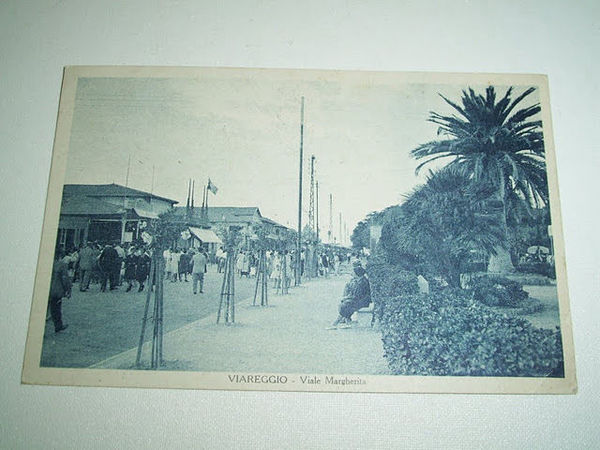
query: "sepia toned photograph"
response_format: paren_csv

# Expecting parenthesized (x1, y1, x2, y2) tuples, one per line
(22, 66, 576, 393)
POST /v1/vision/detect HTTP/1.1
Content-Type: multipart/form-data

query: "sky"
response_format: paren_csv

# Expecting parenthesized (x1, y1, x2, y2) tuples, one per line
(64, 70, 540, 243)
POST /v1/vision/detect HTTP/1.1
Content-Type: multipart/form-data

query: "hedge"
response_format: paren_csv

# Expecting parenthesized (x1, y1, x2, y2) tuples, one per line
(517, 261, 556, 279)
(470, 275, 529, 307)
(367, 257, 419, 323)
(367, 260, 564, 377)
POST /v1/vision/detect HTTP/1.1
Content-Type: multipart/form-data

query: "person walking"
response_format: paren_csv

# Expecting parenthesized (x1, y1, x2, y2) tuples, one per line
(334, 254, 341, 276)
(283, 250, 292, 289)
(48, 250, 71, 333)
(114, 242, 125, 286)
(216, 246, 225, 273)
(271, 251, 282, 289)
(135, 248, 151, 292)
(191, 248, 208, 294)
(321, 253, 329, 277)
(163, 248, 173, 280)
(88, 242, 101, 285)
(98, 244, 119, 291)
(178, 248, 191, 282)
(124, 247, 139, 292)
(169, 248, 181, 282)
(236, 251, 244, 278)
(78, 242, 95, 291)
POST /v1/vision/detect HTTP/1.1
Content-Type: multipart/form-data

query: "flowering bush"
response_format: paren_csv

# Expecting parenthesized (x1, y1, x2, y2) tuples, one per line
(379, 289, 564, 377)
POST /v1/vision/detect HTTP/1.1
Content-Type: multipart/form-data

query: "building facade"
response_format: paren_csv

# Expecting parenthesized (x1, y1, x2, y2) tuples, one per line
(57, 183, 178, 250)
(172, 206, 295, 250)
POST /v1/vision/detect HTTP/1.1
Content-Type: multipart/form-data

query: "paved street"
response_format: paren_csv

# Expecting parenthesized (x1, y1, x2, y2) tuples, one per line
(40, 265, 256, 368)
(94, 270, 390, 376)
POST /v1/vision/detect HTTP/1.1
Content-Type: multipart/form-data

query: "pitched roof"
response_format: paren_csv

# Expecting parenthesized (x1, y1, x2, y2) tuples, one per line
(60, 196, 160, 219)
(63, 183, 178, 204)
(172, 206, 262, 224)
(61, 195, 125, 216)
(260, 216, 292, 230)
(208, 207, 262, 222)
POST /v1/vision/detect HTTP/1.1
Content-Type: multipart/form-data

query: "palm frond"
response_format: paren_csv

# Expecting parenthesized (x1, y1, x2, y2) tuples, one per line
(501, 86, 536, 123)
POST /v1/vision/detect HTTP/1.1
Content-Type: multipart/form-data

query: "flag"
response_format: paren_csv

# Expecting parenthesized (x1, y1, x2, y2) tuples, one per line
(207, 179, 218, 195)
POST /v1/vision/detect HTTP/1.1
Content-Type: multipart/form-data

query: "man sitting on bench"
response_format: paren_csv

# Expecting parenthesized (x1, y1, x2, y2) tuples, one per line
(328, 261, 371, 329)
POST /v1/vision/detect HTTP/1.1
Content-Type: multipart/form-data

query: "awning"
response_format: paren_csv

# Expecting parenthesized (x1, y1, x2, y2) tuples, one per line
(527, 245, 549, 254)
(189, 227, 222, 244)
(132, 207, 160, 220)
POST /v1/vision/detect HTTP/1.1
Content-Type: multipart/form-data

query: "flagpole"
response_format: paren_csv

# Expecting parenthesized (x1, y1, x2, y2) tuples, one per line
(125, 154, 131, 187)
(202, 185, 207, 223)
(191, 179, 195, 209)
(186, 179, 191, 210)
(206, 179, 210, 210)
(296, 96, 304, 286)
(151, 165, 155, 194)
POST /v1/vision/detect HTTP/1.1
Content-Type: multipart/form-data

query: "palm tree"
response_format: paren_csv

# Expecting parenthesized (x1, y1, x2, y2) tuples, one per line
(411, 86, 548, 272)
(383, 167, 504, 287)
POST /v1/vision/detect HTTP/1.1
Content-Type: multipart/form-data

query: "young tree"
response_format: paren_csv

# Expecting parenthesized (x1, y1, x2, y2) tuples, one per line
(411, 86, 548, 272)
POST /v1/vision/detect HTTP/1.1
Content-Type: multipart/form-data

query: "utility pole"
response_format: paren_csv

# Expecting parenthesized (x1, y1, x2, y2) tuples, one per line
(149, 165, 155, 209)
(296, 96, 305, 286)
(316, 181, 320, 244)
(308, 155, 316, 240)
(150, 165, 155, 194)
(125, 154, 131, 187)
(344, 221, 347, 247)
(339, 212, 342, 246)
(328, 194, 333, 244)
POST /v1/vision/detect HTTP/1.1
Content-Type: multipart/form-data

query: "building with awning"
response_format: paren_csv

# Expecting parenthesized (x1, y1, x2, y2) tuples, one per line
(188, 227, 222, 248)
(172, 206, 296, 251)
(56, 183, 178, 250)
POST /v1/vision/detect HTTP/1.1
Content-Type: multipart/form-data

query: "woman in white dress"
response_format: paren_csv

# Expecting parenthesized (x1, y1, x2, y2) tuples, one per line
(236, 251, 245, 277)
(271, 252, 282, 288)
(163, 248, 172, 280)
(169, 249, 181, 282)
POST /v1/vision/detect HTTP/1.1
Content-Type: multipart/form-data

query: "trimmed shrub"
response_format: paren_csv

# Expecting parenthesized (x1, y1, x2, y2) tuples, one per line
(367, 256, 419, 321)
(517, 262, 556, 279)
(503, 272, 555, 286)
(367, 261, 419, 299)
(379, 289, 564, 377)
(492, 297, 545, 317)
(470, 276, 529, 307)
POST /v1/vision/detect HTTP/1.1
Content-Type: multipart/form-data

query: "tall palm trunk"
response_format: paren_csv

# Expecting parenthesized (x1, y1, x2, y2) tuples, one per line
(487, 166, 515, 273)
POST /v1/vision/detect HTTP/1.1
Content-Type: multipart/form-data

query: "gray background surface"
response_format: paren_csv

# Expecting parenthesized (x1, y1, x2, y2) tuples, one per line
(1, 0, 598, 448)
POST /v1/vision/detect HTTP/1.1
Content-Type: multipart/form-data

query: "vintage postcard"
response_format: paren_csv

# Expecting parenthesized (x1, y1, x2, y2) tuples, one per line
(22, 66, 576, 393)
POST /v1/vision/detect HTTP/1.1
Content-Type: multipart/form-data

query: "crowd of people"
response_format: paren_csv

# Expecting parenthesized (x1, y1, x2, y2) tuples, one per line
(223, 247, 352, 282)
(162, 247, 209, 294)
(59, 241, 154, 294)
(47, 237, 364, 333)
(55, 242, 214, 296)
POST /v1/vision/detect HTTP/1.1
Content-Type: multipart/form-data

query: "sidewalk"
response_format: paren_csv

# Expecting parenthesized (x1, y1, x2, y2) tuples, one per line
(93, 273, 390, 375)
